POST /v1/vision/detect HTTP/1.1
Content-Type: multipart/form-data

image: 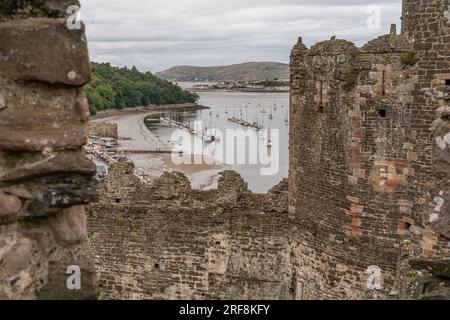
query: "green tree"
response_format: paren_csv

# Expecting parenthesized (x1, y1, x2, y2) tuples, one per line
(84, 62, 199, 111)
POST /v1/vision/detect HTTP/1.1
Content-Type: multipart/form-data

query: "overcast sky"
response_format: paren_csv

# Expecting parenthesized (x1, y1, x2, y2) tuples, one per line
(79, 0, 402, 73)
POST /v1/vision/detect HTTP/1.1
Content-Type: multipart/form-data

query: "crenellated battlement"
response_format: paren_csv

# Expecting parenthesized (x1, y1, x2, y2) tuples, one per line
(289, 0, 450, 300)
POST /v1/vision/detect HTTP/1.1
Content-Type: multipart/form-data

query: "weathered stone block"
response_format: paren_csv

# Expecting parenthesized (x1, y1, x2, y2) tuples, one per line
(0, 150, 95, 183)
(50, 205, 87, 246)
(0, 18, 90, 86)
(21, 180, 98, 218)
(0, 192, 22, 217)
(1, 239, 33, 277)
(77, 94, 91, 123)
(0, 80, 88, 151)
(0, 150, 97, 217)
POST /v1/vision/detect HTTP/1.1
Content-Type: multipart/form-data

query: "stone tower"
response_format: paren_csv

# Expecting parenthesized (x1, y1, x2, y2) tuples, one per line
(289, 0, 449, 299)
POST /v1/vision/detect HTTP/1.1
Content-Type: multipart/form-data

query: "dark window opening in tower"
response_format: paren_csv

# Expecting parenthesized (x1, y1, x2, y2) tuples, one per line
(445, 79, 450, 86)
(319, 80, 324, 112)
(378, 109, 387, 118)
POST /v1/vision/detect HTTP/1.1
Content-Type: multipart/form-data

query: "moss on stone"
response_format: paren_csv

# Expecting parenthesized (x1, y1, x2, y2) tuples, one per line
(409, 272, 418, 285)
(343, 71, 358, 91)
(401, 52, 419, 66)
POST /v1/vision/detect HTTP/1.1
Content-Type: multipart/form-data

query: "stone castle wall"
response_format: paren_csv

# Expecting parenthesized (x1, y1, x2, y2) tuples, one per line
(87, 122, 119, 139)
(87, 163, 290, 300)
(1, 0, 448, 300)
(0, 1, 98, 299)
(289, 0, 449, 299)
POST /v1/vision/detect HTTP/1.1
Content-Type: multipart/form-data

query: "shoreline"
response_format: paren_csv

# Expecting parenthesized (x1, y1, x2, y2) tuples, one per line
(186, 88, 290, 93)
(91, 107, 229, 190)
(91, 103, 209, 121)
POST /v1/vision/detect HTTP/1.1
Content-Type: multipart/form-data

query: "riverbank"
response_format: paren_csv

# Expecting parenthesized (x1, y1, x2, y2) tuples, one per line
(91, 105, 228, 190)
(186, 87, 290, 93)
(91, 103, 209, 120)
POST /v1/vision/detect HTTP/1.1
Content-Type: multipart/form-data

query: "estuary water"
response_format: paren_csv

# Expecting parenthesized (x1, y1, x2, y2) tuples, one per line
(149, 85, 290, 193)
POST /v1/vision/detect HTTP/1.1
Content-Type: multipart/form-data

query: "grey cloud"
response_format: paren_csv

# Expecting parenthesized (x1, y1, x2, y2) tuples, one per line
(80, 0, 402, 72)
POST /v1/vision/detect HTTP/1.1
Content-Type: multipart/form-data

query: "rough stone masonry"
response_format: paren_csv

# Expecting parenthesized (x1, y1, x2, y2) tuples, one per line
(1, 0, 449, 300)
(87, 164, 289, 300)
(289, 0, 450, 299)
(0, 1, 98, 299)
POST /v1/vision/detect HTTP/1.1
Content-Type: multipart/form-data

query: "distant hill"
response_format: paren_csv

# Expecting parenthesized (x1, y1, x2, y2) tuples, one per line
(156, 62, 289, 82)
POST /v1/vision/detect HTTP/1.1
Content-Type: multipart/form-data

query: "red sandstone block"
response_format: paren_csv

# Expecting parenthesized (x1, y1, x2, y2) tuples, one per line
(350, 226, 362, 237)
(387, 179, 399, 187)
(0, 193, 22, 217)
(351, 218, 362, 227)
(397, 221, 411, 233)
(351, 204, 364, 214)
(423, 249, 434, 258)
(345, 210, 358, 218)
(420, 240, 435, 252)
(391, 160, 409, 168)
(361, 153, 370, 161)
(387, 166, 397, 174)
